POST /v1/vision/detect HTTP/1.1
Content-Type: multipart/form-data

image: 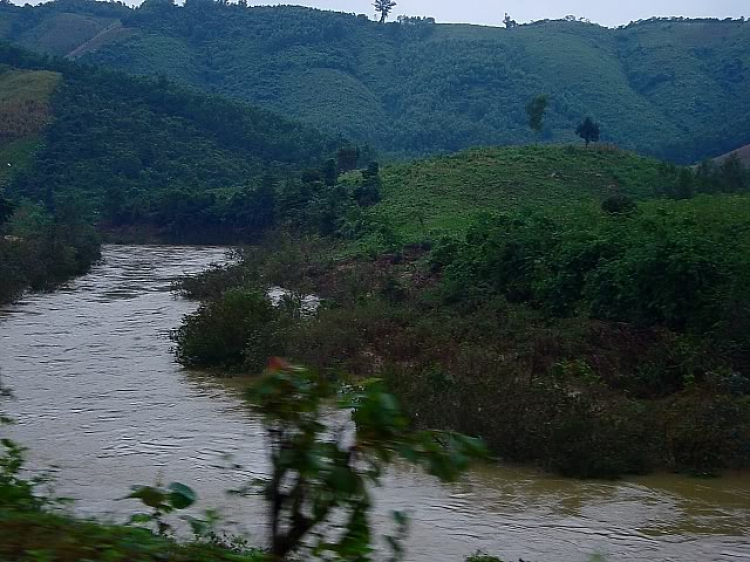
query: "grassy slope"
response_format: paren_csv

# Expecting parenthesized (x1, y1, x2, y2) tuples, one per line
(0, 4, 741, 162)
(0, 67, 60, 187)
(0, 138, 41, 188)
(16, 12, 118, 56)
(363, 145, 667, 242)
(0, 67, 61, 104)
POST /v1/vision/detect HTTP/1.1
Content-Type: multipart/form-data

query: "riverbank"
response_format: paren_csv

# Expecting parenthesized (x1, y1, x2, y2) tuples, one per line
(173, 215, 750, 479)
(0, 508, 264, 562)
(4, 245, 749, 561)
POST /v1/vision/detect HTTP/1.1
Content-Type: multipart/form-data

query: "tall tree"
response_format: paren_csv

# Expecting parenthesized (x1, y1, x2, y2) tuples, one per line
(503, 13, 517, 28)
(374, 0, 397, 23)
(337, 144, 359, 173)
(525, 94, 548, 136)
(576, 117, 600, 147)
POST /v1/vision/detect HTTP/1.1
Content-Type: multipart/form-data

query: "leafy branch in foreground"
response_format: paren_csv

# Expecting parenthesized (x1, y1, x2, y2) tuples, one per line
(244, 359, 486, 560)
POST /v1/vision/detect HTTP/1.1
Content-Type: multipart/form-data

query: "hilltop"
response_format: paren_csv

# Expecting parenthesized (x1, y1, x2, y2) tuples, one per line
(354, 145, 670, 243)
(1, 1, 748, 163)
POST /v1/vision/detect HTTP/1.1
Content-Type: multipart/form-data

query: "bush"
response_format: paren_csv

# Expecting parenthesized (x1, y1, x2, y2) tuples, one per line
(601, 194, 637, 214)
(441, 198, 750, 333)
(172, 289, 282, 371)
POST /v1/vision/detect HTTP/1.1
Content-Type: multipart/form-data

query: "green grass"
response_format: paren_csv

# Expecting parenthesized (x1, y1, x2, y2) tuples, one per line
(0, 68, 57, 188)
(360, 144, 669, 242)
(0, 67, 61, 105)
(17, 12, 118, 57)
(0, 509, 265, 562)
(0, 138, 42, 188)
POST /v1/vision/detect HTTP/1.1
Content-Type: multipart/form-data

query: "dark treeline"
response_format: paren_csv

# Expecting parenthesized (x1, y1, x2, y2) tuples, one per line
(0, 194, 100, 306)
(0, 43, 338, 243)
(658, 153, 750, 199)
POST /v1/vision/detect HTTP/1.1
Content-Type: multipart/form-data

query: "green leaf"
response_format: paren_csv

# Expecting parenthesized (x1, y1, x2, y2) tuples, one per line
(128, 513, 153, 525)
(126, 486, 167, 509)
(168, 482, 197, 510)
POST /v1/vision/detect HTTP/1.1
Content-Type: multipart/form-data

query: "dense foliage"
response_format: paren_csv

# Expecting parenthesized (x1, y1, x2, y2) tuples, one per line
(173, 192, 750, 478)
(1, 1, 748, 162)
(0, 43, 335, 242)
(0, 62, 101, 304)
(438, 197, 750, 334)
(0, 197, 100, 305)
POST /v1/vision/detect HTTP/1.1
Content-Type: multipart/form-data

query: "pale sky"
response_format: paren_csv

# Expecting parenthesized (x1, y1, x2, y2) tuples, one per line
(247, 1, 749, 27)
(13, 0, 750, 28)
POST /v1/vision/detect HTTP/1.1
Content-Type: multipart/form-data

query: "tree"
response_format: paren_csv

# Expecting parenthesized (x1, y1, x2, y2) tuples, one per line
(576, 117, 600, 147)
(245, 360, 485, 560)
(322, 158, 338, 187)
(0, 194, 14, 228)
(354, 162, 382, 207)
(374, 0, 397, 23)
(503, 13, 517, 28)
(525, 94, 548, 136)
(337, 144, 360, 173)
(720, 152, 748, 192)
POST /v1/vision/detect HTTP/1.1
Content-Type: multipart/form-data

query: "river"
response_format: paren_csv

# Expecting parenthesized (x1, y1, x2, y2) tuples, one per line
(1, 245, 749, 561)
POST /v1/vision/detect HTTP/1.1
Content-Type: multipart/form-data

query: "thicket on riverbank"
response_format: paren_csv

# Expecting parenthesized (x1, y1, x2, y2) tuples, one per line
(174, 195, 750, 478)
(0, 510, 266, 562)
(0, 198, 101, 306)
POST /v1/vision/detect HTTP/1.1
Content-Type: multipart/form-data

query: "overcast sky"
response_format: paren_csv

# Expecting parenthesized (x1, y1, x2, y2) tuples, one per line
(12, 0, 749, 27)
(254, 1, 747, 27)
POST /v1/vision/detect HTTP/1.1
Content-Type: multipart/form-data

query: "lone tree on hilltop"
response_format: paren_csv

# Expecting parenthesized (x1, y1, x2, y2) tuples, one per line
(374, 0, 397, 23)
(503, 13, 517, 28)
(576, 116, 600, 147)
(526, 94, 548, 136)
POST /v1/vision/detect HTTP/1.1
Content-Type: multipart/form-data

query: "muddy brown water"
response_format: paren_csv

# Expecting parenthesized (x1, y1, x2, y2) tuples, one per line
(1, 245, 749, 561)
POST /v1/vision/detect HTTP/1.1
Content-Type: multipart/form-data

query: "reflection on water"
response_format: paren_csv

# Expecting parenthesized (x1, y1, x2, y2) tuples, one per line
(1, 245, 749, 561)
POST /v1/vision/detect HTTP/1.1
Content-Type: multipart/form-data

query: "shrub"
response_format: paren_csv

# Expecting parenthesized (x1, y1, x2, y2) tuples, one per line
(601, 194, 637, 214)
(172, 289, 282, 371)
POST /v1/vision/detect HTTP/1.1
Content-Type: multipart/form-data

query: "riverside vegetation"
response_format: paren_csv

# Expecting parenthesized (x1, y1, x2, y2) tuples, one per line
(173, 147, 750, 479)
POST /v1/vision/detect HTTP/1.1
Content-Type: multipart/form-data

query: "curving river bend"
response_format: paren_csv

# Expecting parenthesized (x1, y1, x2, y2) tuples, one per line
(1, 245, 749, 561)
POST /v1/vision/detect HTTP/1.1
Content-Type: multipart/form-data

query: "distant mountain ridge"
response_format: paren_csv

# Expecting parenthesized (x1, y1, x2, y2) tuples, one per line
(1, 1, 749, 163)
(714, 144, 750, 166)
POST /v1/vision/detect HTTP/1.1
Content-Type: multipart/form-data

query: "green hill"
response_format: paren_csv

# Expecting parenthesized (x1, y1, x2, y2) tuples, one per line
(0, 43, 335, 241)
(356, 145, 671, 243)
(1, 1, 748, 163)
(0, 66, 60, 188)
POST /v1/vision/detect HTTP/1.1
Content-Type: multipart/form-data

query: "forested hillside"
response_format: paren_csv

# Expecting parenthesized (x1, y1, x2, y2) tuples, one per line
(0, 43, 335, 242)
(1, 0, 748, 163)
(0, 58, 99, 304)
